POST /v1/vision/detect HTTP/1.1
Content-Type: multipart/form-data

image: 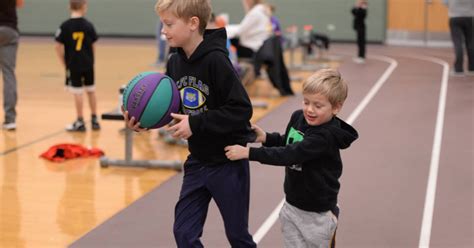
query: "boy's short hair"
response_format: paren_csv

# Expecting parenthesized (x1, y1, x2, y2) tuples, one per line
(252, 0, 264, 5)
(155, 0, 211, 35)
(70, 0, 86, 10)
(209, 13, 216, 23)
(303, 69, 348, 106)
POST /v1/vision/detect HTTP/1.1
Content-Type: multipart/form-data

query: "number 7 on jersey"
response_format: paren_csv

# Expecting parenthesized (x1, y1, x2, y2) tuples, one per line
(72, 32, 84, 51)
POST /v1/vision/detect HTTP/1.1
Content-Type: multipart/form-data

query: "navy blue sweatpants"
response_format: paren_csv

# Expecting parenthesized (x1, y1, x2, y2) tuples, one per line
(173, 156, 256, 248)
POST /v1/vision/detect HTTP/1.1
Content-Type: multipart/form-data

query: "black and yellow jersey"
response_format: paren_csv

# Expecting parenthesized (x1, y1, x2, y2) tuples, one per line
(55, 17, 98, 71)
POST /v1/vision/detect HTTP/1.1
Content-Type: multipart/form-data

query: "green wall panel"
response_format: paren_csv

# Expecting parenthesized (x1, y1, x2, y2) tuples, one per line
(18, 0, 385, 42)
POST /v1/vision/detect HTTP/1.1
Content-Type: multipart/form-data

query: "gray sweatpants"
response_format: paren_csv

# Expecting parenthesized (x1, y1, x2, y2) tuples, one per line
(0, 26, 19, 124)
(280, 201, 338, 248)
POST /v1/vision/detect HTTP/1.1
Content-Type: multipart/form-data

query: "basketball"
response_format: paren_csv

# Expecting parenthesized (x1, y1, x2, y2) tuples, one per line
(122, 72, 180, 129)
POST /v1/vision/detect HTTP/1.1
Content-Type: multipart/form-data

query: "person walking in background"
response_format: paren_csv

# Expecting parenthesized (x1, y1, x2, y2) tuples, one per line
(55, 0, 100, 132)
(443, 0, 473, 76)
(351, 0, 367, 64)
(0, 0, 23, 131)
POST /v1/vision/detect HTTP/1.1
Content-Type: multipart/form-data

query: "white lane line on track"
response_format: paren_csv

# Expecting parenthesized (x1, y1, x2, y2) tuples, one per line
(346, 55, 398, 124)
(405, 55, 449, 248)
(252, 199, 285, 243)
(253, 55, 398, 244)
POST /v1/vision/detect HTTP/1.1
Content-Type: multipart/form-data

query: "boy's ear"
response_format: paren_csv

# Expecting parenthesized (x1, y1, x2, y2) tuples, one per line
(189, 16, 200, 31)
(332, 103, 343, 115)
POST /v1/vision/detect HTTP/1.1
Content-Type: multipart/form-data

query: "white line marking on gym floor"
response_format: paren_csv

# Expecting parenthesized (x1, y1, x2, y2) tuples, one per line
(405, 55, 449, 248)
(253, 55, 398, 244)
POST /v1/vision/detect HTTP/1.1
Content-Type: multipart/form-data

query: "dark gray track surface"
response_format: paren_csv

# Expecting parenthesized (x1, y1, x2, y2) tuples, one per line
(70, 44, 473, 248)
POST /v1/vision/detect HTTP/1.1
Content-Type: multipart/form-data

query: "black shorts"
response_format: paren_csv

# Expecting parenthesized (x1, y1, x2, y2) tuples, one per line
(66, 68, 94, 88)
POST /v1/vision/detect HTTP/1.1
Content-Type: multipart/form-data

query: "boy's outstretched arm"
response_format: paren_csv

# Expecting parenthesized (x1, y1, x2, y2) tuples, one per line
(256, 111, 301, 147)
(224, 124, 266, 160)
(228, 129, 329, 165)
(225, 145, 249, 160)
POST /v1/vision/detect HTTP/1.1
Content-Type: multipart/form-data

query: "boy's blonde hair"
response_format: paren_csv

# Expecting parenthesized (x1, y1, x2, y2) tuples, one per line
(303, 69, 348, 106)
(250, 0, 264, 5)
(70, 0, 86, 11)
(155, 0, 211, 35)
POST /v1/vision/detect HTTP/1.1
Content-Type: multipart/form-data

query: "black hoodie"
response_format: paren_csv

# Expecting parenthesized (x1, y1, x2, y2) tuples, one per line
(352, 6, 367, 30)
(249, 110, 359, 212)
(166, 28, 254, 163)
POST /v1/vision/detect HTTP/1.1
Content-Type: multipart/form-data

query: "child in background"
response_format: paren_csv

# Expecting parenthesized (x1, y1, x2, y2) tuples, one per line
(351, 0, 368, 64)
(55, 0, 100, 131)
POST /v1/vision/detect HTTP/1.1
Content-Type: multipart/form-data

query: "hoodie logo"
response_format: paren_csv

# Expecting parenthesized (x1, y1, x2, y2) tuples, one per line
(286, 127, 304, 145)
(181, 87, 206, 109)
(287, 127, 304, 171)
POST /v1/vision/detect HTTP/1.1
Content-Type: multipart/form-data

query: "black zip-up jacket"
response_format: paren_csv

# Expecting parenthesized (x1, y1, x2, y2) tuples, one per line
(166, 28, 254, 163)
(352, 6, 367, 30)
(249, 110, 359, 212)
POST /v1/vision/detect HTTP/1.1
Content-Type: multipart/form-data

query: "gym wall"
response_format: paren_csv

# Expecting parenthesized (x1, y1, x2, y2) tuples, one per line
(18, 0, 386, 42)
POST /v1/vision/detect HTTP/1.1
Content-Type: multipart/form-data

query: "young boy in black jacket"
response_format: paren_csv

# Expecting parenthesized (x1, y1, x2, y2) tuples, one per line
(225, 69, 358, 248)
(124, 0, 256, 247)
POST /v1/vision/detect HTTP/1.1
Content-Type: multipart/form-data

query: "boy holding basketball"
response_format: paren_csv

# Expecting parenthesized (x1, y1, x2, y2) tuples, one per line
(225, 69, 359, 248)
(125, 0, 256, 247)
(55, 0, 100, 132)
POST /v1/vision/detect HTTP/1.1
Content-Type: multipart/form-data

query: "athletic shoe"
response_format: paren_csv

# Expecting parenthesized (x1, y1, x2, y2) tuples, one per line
(466, 71, 474, 76)
(2, 122, 16, 131)
(449, 70, 465, 77)
(66, 120, 86, 132)
(352, 57, 365, 64)
(91, 119, 101, 130)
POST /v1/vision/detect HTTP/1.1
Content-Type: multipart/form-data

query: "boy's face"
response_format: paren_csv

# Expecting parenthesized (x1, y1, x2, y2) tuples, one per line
(160, 11, 194, 48)
(302, 92, 341, 126)
(357, 0, 367, 7)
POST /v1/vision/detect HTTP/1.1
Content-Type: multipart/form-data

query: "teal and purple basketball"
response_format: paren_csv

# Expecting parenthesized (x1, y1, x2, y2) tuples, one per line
(122, 72, 180, 129)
